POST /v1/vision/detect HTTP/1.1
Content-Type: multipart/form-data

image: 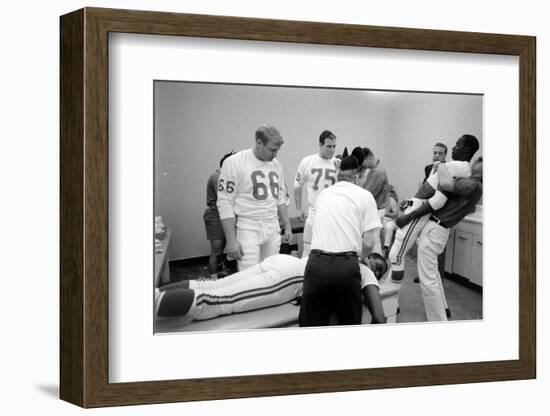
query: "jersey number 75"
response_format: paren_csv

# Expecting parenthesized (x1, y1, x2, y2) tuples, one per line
(311, 168, 336, 190)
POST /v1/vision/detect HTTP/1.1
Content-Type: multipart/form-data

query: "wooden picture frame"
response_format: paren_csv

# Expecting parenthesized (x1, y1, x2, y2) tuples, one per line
(60, 7, 536, 408)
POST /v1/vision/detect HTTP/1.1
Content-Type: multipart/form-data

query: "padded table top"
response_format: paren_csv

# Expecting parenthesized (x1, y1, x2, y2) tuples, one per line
(155, 279, 400, 333)
(155, 302, 300, 333)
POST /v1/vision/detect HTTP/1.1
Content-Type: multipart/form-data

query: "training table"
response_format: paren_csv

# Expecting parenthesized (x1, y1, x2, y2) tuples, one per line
(155, 279, 400, 333)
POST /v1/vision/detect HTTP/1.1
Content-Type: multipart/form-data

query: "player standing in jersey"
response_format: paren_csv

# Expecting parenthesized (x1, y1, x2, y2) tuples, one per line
(293, 130, 338, 258)
(299, 155, 382, 326)
(361, 147, 390, 254)
(203, 151, 235, 279)
(217, 125, 292, 271)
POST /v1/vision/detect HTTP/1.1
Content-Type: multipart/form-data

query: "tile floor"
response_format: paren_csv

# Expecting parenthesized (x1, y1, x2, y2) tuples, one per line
(395, 256, 482, 323)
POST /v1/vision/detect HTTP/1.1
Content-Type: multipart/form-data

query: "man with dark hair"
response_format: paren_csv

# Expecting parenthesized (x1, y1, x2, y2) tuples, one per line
(396, 134, 482, 321)
(299, 155, 381, 326)
(390, 135, 478, 284)
(294, 130, 338, 257)
(424, 142, 448, 182)
(361, 147, 389, 253)
(203, 151, 235, 279)
(217, 125, 292, 271)
(381, 185, 399, 259)
(155, 253, 388, 325)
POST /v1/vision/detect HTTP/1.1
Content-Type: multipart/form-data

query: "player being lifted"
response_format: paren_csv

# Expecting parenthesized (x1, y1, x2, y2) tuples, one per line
(217, 125, 292, 271)
(293, 130, 338, 258)
(388, 134, 479, 283)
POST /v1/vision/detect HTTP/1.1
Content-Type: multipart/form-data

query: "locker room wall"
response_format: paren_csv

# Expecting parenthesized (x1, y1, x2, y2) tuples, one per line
(386, 93, 483, 202)
(154, 82, 481, 260)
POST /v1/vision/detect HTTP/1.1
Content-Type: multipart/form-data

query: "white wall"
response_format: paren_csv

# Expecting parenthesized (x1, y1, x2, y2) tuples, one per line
(2, 1, 547, 416)
(156, 84, 481, 259)
(388, 93, 483, 201)
(155, 82, 394, 259)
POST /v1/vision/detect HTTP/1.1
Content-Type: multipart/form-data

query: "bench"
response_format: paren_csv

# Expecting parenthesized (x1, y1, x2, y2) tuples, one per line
(155, 278, 400, 333)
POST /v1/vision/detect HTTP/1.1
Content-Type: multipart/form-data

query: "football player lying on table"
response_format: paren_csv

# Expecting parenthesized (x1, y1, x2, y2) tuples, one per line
(155, 253, 388, 324)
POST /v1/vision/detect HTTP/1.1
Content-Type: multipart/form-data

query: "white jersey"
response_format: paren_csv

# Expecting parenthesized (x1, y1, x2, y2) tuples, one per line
(294, 154, 338, 217)
(217, 149, 287, 221)
(187, 254, 378, 321)
(311, 181, 381, 254)
(426, 160, 471, 190)
(359, 263, 379, 289)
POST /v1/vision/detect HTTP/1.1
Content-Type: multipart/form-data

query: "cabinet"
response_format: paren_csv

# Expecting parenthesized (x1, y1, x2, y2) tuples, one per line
(445, 219, 483, 287)
(469, 234, 483, 286)
(444, 229, 455, 273)
(453, 230, 472, 278)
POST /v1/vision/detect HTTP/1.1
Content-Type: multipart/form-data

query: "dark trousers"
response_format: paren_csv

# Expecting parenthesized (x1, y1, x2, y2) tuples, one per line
(299, 252, 362, 326)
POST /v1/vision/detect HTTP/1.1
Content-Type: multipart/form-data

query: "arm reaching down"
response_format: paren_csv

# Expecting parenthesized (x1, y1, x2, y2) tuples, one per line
(278, 203, 293, 243)
(293, 186, 306, 222)
(293, 159, 308, 222)
(363, 285, 386, 324)
(221, 217, 243, 261)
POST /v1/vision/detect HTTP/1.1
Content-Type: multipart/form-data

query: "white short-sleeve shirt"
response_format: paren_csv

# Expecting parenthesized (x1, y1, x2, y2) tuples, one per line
(311, 181, 381, 254)
(359, 263, 379, 289)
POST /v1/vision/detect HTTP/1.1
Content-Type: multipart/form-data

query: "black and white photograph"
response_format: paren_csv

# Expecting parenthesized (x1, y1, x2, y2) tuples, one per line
(153, 81, 483, 333)
(2, 0, 542, 412)
(3, 0, 545, 412)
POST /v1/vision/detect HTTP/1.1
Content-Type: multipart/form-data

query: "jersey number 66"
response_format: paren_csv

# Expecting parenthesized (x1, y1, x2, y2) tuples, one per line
(251, 171, 279, 200)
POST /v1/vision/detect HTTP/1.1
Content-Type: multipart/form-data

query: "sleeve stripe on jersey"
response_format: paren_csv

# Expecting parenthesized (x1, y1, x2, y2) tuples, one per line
(196, 276, 303, 307)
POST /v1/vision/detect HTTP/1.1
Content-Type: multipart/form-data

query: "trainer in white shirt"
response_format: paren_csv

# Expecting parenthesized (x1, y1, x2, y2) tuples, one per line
(299, 155, 382, 326)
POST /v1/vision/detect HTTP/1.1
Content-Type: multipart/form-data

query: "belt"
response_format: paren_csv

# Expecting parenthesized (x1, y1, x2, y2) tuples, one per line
(429, 215, 449, 229)
(310, 249, 357, 258)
